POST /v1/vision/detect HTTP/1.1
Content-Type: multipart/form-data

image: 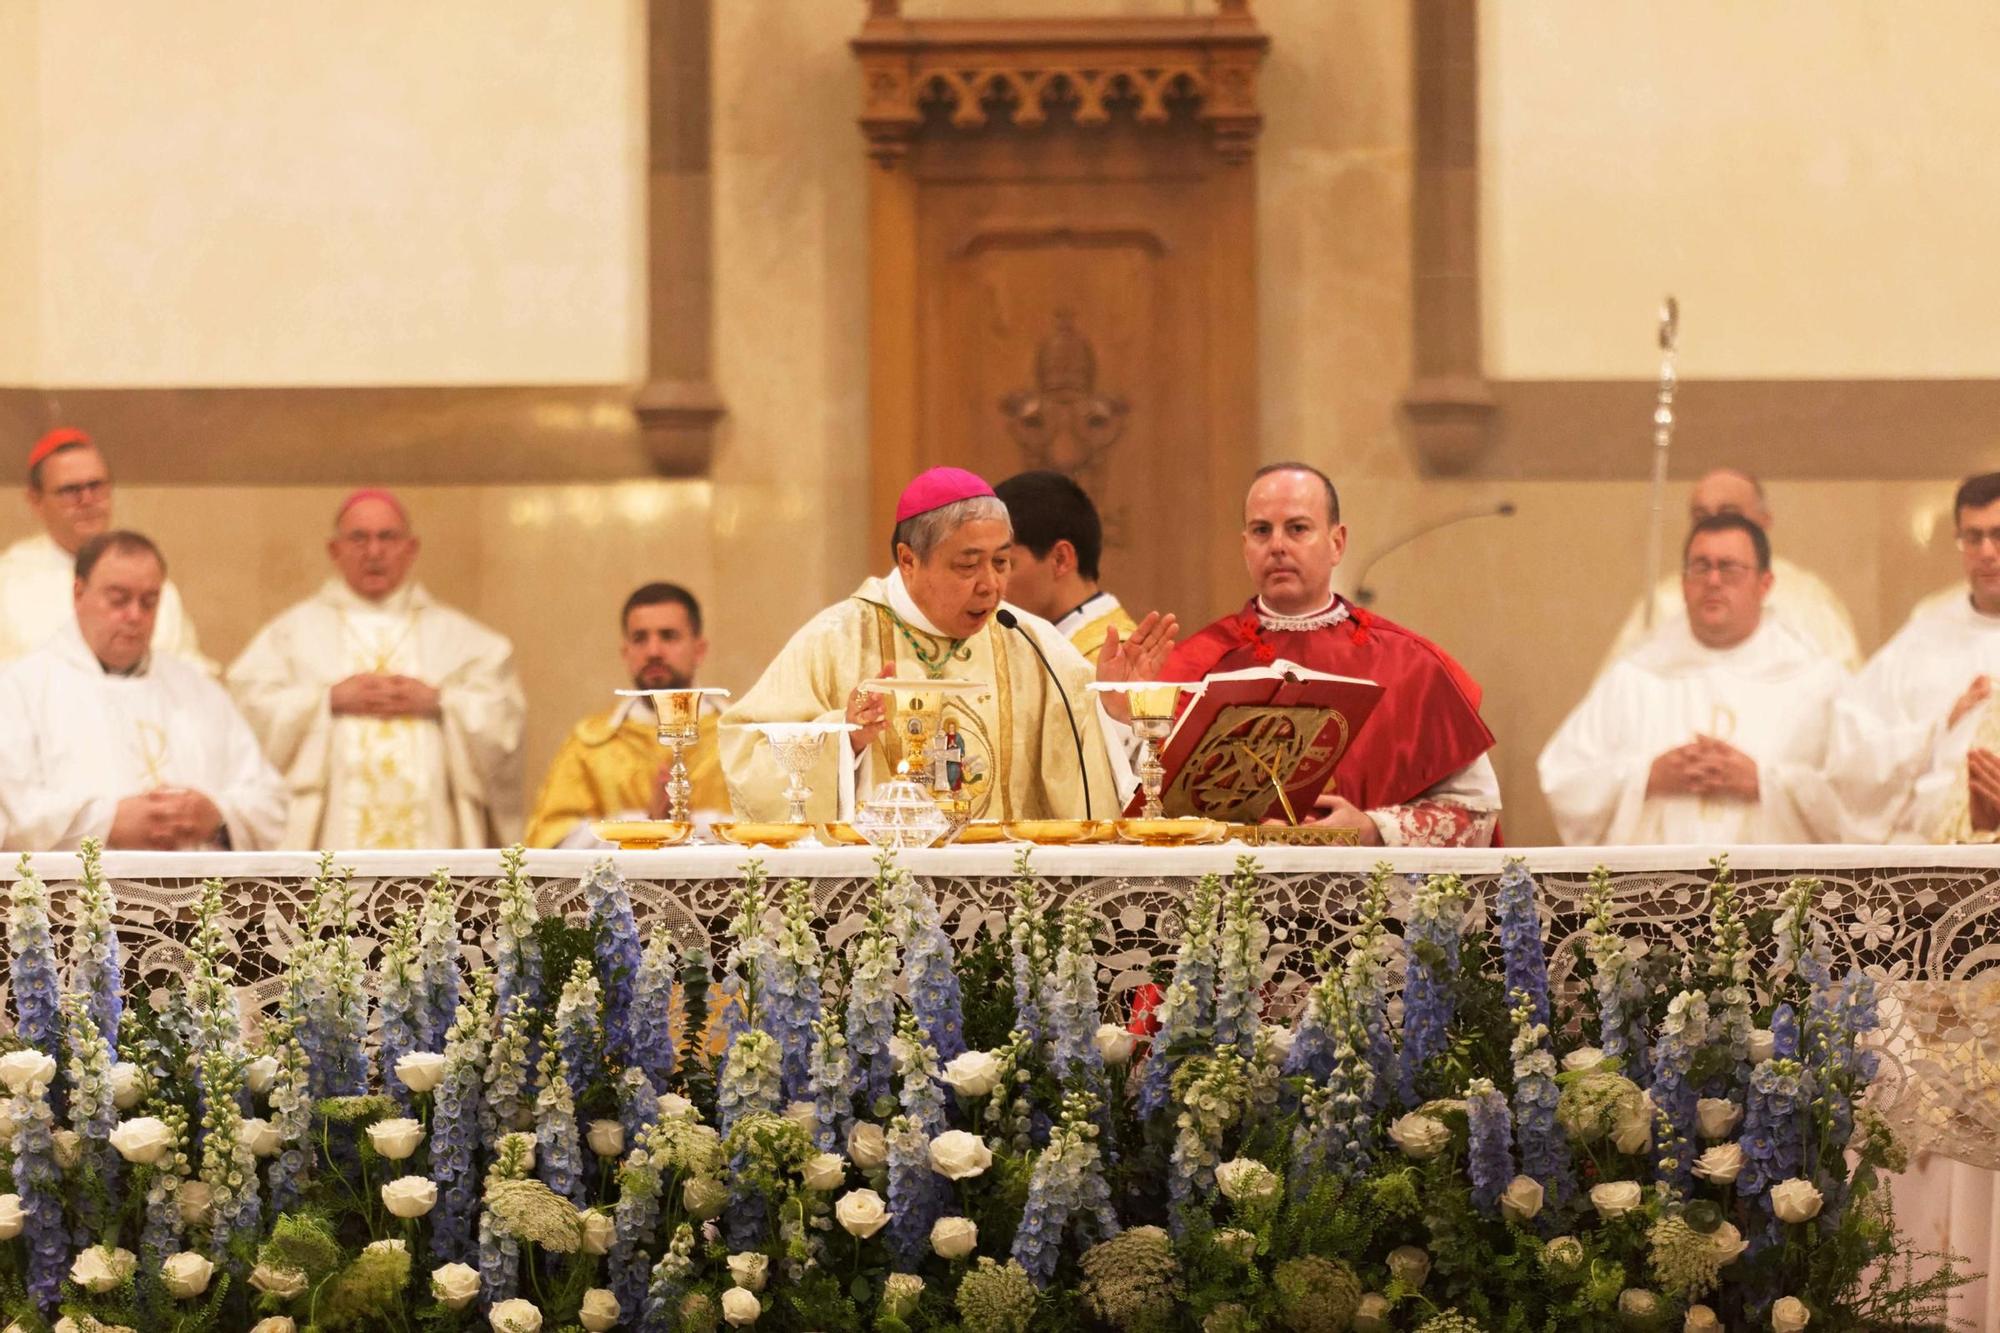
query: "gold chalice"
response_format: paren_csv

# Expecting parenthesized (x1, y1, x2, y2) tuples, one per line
(1088, 681, 1194, 819)
(616, 687, 731, 824)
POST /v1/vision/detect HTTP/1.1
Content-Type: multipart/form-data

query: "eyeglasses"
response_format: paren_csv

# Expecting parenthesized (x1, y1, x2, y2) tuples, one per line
(336, 529, 410, 550)
(1956, 527, 2000, 551)
(48, 479, 108, 505)
(1683, 558, 1756, 583)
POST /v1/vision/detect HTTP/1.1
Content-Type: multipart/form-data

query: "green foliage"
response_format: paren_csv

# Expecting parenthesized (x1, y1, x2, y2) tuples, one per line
(954, 924, 1017, 1053)
(313, 1243, 415, 1331)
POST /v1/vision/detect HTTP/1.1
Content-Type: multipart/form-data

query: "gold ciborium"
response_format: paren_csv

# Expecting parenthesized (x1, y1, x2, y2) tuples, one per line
(1089, 681, 1191, 819)
(859, 677, 990, 838)
(616, 687, 731, 823)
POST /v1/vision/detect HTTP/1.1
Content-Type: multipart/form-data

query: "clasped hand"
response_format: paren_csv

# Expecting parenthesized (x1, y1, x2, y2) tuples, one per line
(1647, 735, 1759, 802)
(331, 672, 442, 719)
(109, 787, 225, 850)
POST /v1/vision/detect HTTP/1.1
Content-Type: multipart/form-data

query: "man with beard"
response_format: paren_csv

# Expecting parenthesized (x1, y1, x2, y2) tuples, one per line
(524, 582, 726, 846)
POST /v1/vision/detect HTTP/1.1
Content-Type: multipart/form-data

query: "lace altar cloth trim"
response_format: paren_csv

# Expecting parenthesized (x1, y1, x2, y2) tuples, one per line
(4, 844, 1998, 1169)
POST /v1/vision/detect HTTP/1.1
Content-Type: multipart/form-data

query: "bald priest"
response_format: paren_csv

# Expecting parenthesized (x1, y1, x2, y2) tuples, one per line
(721, 467, 1175, 822)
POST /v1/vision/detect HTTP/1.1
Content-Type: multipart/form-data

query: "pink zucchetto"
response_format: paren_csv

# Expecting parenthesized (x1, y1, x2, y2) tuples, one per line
(334, 487, 410, 528)
(894, 467, 995, 523)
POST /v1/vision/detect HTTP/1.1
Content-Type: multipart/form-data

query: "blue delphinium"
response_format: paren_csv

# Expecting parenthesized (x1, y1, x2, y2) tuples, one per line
(585, 858, 645, 1065)
(899, 872, 968, 1064)
(1739, 1056, 1809, 1252)
(493, 844, 543, 1018)
(431, 971, 496, 1262)
(1281, 956, 1341, 1088)
(8, 854, 63, 1063)
(483, 996, 534, 1140)
(10, 1086, 68, 1311)
(418, 868, 463, 1051)
(717, 868, 773, 1097)
(199, 1042, 262, 1265)
(629, 928, 680, 1090)
(265, 1022, 315, 1213)
(1134, 874, 1223, 1118)
(1048, 904, 1106, 1086)
(808, 1011, 853, 1151)
(62, 991, 121, 1234)
(1398, 873, 1471, 1106)
(1011, 1090, 1120, 1286)
(610, 1120, 674, 1313)
(619, 1065, 662, 1148)
(1290, 983, 1373, 1192)
(69, 837, 123, 1051)
(376, 913, 423, 1108)
(1772, 1002, 1800, 1060)
(1008, 851, 1055, 1044)
(1508, 991, 1573, 1209)
(1211, 859, 1265, 1055)
(312, 858, 372, 1096)
(477, 1202, 522, 1308)
(1465, 1076, 1516, 1213)
(766, 878, 827, 1100)
(553, 957, 606, 1105)
(139, 1104, 194, 1276)
(718, 1028, 782, 1137)
(1167, 1051, 1245, 1235)
(1345, 866, 1400, 1115)
(896, 1012, 948, 1138)
(1649, 988, 1711, 1197)
(536, 1047, 587, 1204)
(1702, 856, 1755, 1078)
(885, 1113, 943, 1267)
(1582, 868, 1650, 1071)
(845, 899, 899, 1110)
(640, 1225, 699, 1333)
(1495, 858, 1550, 1031)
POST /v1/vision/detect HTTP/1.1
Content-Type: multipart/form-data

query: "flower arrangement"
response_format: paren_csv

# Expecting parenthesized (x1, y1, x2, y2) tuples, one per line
(0, 842, 1965, 1332)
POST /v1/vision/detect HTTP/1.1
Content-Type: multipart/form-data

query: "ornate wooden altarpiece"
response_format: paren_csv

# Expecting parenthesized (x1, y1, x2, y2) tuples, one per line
(854, 0, 1268, 628)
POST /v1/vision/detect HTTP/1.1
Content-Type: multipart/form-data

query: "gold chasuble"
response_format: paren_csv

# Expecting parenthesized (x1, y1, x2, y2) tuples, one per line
(524, 707, 726, 847)
(721, 574, 1114, 822)
(1057, 593, 1138, 667)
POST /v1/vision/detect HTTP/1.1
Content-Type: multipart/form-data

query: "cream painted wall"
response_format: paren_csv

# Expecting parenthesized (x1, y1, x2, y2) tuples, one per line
(1481, 0, 2000, 379)
(0, 3, 40, 381)
(24, 0, 645, 387)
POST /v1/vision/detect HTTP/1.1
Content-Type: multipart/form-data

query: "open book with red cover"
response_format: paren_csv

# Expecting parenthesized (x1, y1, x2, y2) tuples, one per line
(1131, 659, 1386, 822)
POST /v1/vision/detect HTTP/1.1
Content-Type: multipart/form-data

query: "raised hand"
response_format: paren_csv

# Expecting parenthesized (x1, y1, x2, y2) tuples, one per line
(844, 671, 892, 755)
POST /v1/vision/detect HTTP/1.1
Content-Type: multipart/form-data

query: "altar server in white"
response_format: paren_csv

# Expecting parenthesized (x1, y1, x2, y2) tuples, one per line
(0, 531, 284, 850)
(1599, 467, 1858, 674)
(0, 427, 210, 668)
(1829, 471, 2000, 843)
(1540, 514, 1846, 845)
(227, 489, 525, 849)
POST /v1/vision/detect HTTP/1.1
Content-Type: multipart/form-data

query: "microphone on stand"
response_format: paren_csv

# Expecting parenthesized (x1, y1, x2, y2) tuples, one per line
(1352, 501, 1517, 607)
(994, 608, 1095, 819)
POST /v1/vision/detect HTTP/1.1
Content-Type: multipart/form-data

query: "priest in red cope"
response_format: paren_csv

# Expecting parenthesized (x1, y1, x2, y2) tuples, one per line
(1163, 463, 1500, 846)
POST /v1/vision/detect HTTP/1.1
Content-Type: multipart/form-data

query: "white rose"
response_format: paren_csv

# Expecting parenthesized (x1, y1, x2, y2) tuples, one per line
(1619, 1290, 1662, 1321)
(1590, 1180, 1644, 1219)
(109, 1112, 174, 1160)
(1685, 1305, 1723, 1333)
(579, 1208, 614, 1255)
(1353, 1293, 1393, 1333)
(1771, 1295, 1812, 1332)
(657, 1092, 696, 1119)
(249, 1320, 298, 1333)
(931, 1215, 978, 1260)
(109, 1061, 147, 1110)
(1265, 1026, 1296, 1061)
(1091, 1024, 1137, 1068)
(802, 1152, 847, 1192)
(1499, 1174, 1545, 1224)
(1696, 1097, 1743, 1139)
(1214, 1158, 1280, 1204)
(55, 1322, 135, 1333)
(178, 1180, 215, 1227)
(586, 1119, 626, 1159)
(70, 1244, 137, 1292)
(1389, 1113, 1450, 1160)
(1692, 1143, 1745, 1185)
(683, 1176, 729, 1219)
(942, 1050, 1004, 1096)
(0, 1194, 22, 1240)
(1711, 1221, 1748, 1265)
(728, 1251, 770, 1291)
(848, 1122, 889, 1170)
(365, 1238, 407, 1255)
(721, 1286, 762, 1326)
(381, 1175, 438, 1218)
(250, 1263, 309, 1299)
(367, 1117, 425, 1161)
(1748, 1028, 1777, 1063)
(1213, 1228, 1258, 1264)
(241, 1116, 282, 1158)
(52, 1130, 82, 1169)
(162, 1251, 215, 1299)
(431, 1261, 481, 1310)
(835, 1187, 890, 1238)
(489, 1297, 544, 1333)
(1612, 1091, 1654, 1154)
(929, 1130, 993, 1181)
(244, 1055, 279, 1096)
(1562, 1045, 1607, 1072)
(579, 1288, 621, 1332)
(1386, 1245, 1431, 1289)
(0, 1050, 57, 1096)
(395, 1051, 447, 1093)
(784, 1101, 819, 1137)
(1771, 1178, 1825, 1224)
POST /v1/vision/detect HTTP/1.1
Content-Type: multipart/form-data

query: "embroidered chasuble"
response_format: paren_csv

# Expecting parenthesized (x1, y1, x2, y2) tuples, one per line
(0, 532, 212, 670)
(524, 704, 727, 847)
(720, 574, 1117, 822)
(1539, 618, 1845, 845)
(1830, 593, 2000, 842)
(0, 622, 286, 850)
(1055, 591, 1137, 667)
(226, 578, 525, 849)
(1165, 595, 1499, 846)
